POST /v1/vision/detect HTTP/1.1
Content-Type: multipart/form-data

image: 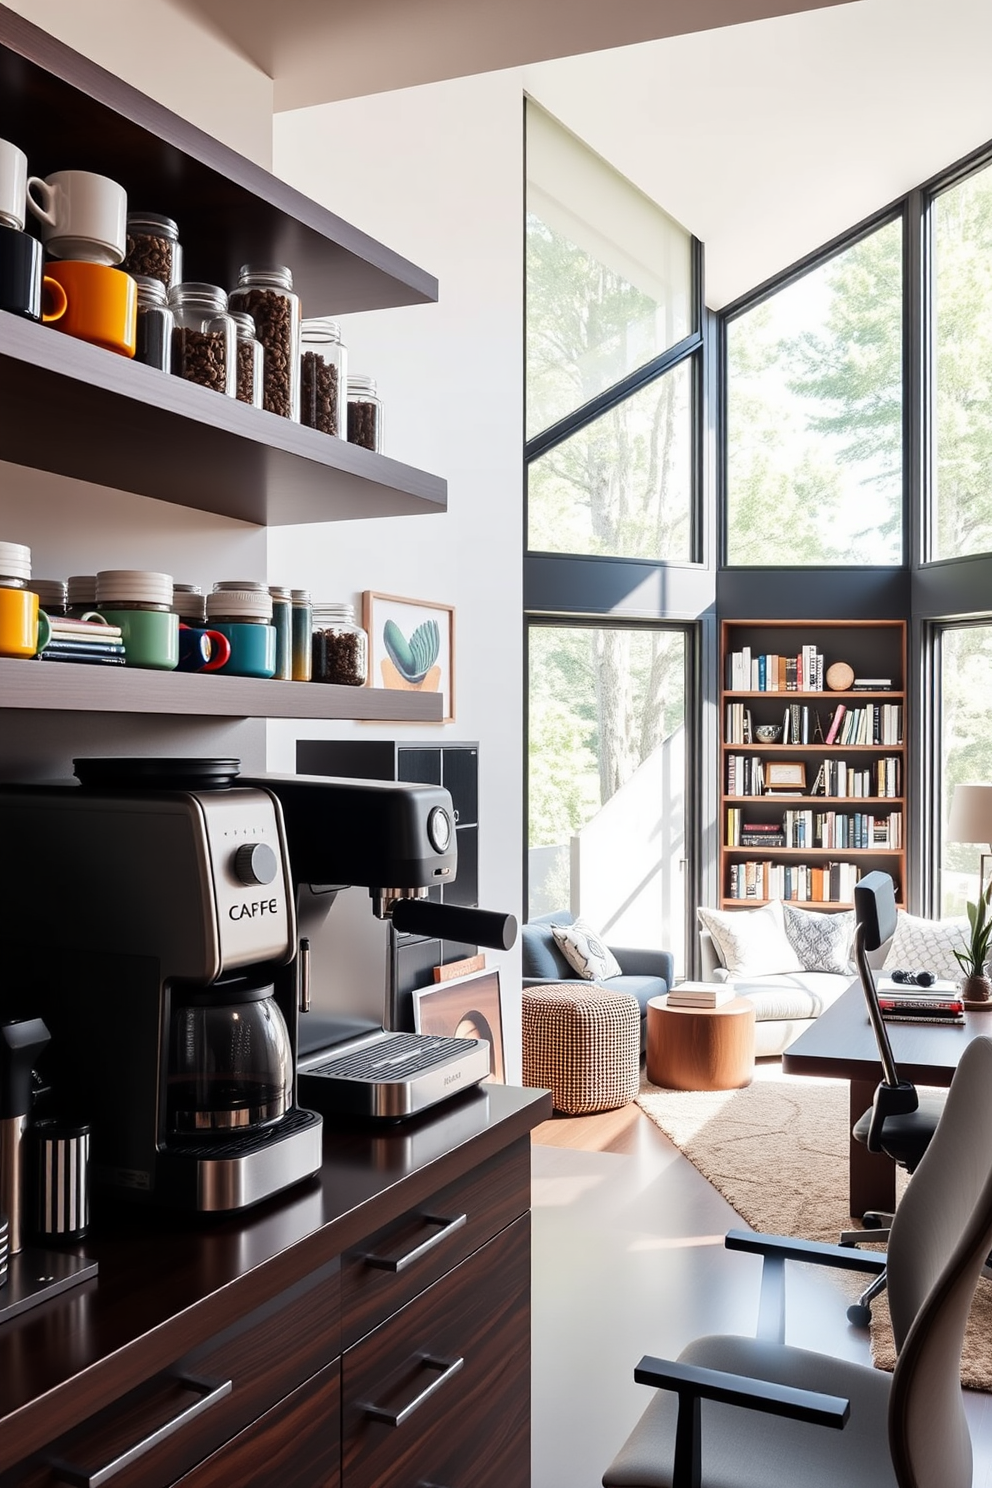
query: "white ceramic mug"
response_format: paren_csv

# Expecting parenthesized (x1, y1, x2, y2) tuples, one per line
(25, 169, 126, 264)
(0, 138, 27, 231)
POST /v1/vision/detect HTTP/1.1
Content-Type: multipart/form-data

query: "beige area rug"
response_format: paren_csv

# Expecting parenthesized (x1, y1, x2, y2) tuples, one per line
(636, 1064, 992, 1390)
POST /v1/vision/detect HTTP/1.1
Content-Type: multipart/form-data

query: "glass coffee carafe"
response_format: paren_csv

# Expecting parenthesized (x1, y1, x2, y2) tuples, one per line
(167, 981, 292, 1134)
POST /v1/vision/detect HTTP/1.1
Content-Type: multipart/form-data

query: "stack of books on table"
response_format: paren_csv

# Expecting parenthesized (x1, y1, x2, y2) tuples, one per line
(875, 978, 965, 1025)
(36, 615, 126, 666)
(667, 983, 737, 1009)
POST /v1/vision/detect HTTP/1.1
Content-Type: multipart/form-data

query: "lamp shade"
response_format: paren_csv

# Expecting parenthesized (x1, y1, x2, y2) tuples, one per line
(947, 784, 992, 844)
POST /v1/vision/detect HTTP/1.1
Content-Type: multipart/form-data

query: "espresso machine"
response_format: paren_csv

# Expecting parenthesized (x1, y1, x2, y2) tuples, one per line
(0, 759, 322, 1213)
(247, 773, 517, 1120)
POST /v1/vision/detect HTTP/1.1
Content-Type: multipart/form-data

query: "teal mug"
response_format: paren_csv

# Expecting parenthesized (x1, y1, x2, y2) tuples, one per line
(209, 621, 276, 679)
(98, 606, 178, 670)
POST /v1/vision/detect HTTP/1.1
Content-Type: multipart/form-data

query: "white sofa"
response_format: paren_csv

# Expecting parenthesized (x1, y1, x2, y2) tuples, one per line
(698, 925, 885, 1057)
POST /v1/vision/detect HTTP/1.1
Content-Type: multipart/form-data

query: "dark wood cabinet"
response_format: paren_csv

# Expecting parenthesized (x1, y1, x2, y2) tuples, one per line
(0, 1086, 550, 1488)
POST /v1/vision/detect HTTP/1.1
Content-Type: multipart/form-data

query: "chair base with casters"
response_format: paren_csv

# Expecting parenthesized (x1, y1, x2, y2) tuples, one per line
(603, 1033, 992, 1488)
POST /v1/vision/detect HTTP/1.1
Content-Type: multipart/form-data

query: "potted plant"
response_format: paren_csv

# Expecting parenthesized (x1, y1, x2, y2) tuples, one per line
(954, 881, 992, 1006)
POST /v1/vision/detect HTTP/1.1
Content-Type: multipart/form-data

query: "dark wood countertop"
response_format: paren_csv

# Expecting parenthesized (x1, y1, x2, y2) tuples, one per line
(0, 1083, 551, 1473)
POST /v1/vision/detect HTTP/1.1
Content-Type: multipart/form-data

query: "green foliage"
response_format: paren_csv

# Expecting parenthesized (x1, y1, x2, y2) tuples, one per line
(953, 880, 992, 976)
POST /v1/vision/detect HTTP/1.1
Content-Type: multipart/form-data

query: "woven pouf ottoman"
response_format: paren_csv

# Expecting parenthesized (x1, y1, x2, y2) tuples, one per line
(522, 983, 640, 1115)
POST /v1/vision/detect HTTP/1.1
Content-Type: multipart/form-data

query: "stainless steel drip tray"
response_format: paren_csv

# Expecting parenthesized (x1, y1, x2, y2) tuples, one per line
(298, 1030, 491, 1120)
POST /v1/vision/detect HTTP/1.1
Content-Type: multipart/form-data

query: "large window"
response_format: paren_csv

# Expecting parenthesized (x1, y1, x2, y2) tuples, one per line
(726, 218, 904, 566)
(939, 624, 992, 915)
(932, 163, 992, 561)
(528, 624, 687, 971)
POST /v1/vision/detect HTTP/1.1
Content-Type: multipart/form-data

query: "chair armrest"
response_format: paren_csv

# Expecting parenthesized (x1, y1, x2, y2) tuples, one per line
(634, 1355, 850, 1428)
(725, 1229, 886, 1277)
(633, 1354, 848, 1488)
(611, 946, 675, 987)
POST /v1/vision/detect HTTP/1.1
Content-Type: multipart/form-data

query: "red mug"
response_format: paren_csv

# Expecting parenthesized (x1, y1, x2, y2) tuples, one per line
(178, 624, 231, 673)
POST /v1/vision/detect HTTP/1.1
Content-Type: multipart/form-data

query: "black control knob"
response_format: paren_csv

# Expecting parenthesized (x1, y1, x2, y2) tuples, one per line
(233, 841, 278, 886)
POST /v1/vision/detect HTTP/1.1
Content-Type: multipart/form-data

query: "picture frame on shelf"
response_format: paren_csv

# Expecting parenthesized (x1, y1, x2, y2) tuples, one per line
(413, 967, 505, 1083)
(363, 591, 455, 723)
(766, 761, 807, 789)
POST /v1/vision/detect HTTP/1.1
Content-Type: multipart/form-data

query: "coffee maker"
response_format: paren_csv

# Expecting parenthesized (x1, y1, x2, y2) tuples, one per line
(0, 759, 322, 1213)
(246, 773, 517, 1120)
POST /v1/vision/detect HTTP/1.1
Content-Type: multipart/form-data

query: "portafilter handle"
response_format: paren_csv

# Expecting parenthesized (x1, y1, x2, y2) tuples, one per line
(389, 900, 518, 951)
(0, 1018, 51, 1254)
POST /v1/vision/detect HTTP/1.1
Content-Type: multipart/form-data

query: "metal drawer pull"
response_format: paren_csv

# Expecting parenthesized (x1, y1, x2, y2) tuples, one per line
(48, 1374, 233, 1487)
(363, 1354, 464, 1427)
(364, 1212, 467, 1273)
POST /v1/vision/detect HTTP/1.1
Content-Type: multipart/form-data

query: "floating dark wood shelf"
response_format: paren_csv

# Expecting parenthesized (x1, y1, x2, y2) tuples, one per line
(0, 311, 447, 525)
(0, 4, 435, 314)
(0, 658, 443, 720)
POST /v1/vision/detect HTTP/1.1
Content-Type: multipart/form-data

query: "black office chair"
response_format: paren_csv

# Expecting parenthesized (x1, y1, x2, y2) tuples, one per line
(840, 871, 945, 1326)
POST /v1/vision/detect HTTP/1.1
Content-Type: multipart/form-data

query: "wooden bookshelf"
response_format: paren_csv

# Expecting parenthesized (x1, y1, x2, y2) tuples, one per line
(719, 619, 907, 911)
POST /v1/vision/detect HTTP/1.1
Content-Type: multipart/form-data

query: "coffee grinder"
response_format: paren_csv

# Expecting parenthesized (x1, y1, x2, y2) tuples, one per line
(246, 773, 517, 1120)
(0, 759, 322, 1213)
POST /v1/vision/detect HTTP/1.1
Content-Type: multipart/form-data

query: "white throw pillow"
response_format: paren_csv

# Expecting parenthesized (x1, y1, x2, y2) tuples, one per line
(551, 919, 622, 981)
(883, 911, 970, 983)
(697, 901, 804, 978)
(782, 904, 856, 975)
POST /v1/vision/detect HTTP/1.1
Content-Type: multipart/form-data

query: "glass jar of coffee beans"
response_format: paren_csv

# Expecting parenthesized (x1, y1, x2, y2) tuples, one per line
(168, 283, 237, 396)
(300, 318, 347, 437)
(122, 212, 181, 289)
(229, 265, 301, 421)
(311, 602, 367, 686)
(347, 375, 383, 452)
(231, 312, 264, 407)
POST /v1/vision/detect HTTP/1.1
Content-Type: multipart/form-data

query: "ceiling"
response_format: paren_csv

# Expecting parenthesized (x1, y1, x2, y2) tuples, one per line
(173, 0, 992, 309)
(171, 0, 851, 110)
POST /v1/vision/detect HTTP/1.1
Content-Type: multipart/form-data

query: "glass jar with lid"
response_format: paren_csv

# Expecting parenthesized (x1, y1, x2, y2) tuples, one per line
(122, 212, 182, 288)
(206, 583, 276, 678)
(291, 589, 312, 681)
(229, 266, 301, 421)
(231, 312, 264, 408)
(30, 578, 67, 617)
(300, 318, 347, 437)
(268, 585, 293, 680)
(172, 583, 206, 624)
(311, 602, 367, 686)
(66, 575, 97, 618)
(347, 375, 383, 452)
(0, 540, 38, 658)
(134, 275, 174, 373)
(168, 283, 236, 397)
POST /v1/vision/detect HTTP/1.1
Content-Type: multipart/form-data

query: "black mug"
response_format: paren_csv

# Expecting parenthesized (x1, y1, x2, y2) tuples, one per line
(0, 226, 67, 323)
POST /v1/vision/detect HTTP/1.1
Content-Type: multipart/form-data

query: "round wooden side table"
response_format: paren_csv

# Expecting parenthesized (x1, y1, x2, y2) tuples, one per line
(646, 995, 756, 1092)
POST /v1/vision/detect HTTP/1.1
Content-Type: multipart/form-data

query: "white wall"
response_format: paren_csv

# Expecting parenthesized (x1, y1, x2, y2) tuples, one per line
(271, 70, 526, 1074)
(6, 0, 274, 166)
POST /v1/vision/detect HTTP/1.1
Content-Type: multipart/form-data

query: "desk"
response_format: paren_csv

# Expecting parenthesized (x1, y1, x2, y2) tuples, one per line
(783, 982, 991, 1217)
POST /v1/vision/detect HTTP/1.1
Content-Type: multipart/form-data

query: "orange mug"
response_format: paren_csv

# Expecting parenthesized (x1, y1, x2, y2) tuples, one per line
(45, 259, 137, 358)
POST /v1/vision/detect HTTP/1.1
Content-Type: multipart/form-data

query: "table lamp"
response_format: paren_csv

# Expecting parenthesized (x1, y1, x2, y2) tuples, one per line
(946, 783, 992, 895)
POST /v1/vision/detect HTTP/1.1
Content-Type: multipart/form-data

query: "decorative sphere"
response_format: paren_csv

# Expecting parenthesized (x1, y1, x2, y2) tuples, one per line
(825, 662, 854, 692)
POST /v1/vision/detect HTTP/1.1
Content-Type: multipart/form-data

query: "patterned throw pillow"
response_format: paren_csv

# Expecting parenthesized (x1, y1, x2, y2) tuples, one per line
(551, 919, 623, 981)
(883, 911, 970, 983)
(782, 904, 855, 974)
(697, 900, 805, 978)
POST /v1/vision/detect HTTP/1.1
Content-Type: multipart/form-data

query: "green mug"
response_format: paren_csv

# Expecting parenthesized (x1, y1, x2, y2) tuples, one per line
(98, 606, 178, 670)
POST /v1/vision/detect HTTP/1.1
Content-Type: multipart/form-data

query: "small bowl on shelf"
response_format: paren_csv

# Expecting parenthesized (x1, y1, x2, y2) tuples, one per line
(754, 724, 783, 744)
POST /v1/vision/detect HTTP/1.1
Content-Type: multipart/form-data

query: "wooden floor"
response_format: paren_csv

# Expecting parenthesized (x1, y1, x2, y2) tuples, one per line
(529, 1099, 992, 1488)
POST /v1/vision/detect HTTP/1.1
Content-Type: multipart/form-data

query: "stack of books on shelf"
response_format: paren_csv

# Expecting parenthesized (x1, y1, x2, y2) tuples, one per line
(823, 702, 903, 746)
(809, 758, 902, 798)
(726, 754, 765, 796)
(779, 808, 902, 850)
(725, 702, 755, 744)
(726, 811, 785, 847)
(728, 860, 860, 902)
(852, 677, 893, 691)
(36, 615, 126, 666)
(725, 645, 825, 692)
(667, 983, 737, 1009)
(876, 979, 965, 1025)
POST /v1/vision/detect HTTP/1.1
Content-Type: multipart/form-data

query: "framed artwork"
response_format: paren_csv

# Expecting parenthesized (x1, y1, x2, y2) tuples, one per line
(766, 760, 807, 789)
(363, 591, 455, 723)
(412, 967, 505, 1083)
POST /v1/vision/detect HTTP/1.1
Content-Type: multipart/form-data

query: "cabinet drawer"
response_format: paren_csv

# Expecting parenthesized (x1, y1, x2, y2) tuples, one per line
(342, 1214, 530, 1488)
(341, 1135, 529, 1348)
(173, 1361, 340, 1488)
(1, 1259, 341, 1488)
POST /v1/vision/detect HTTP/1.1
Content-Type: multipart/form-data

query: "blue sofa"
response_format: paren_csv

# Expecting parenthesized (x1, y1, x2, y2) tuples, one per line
(521, 911, 675, 1050)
